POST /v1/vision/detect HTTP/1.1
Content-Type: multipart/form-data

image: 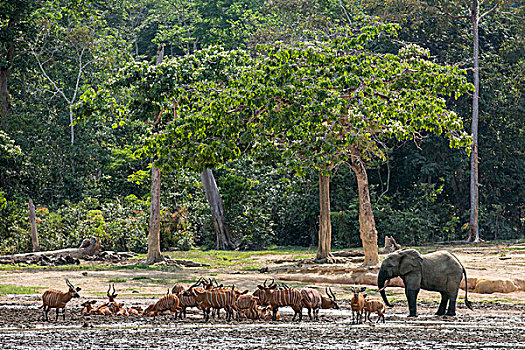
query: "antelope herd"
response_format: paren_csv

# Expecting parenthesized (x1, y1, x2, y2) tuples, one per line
(40, 278, 387, 323)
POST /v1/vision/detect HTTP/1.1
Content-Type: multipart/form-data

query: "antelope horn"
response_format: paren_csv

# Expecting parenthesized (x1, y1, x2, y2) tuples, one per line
(329, 287, 337, 300)
(377, 279, 391, 292)
(112, 283, 117, 296)
(263, 279, 268, 287)
(107, 284, 111, 297)
(190, 277, 203, 289)
(269, 279, 275, 287)
(65, 279, 74, 289)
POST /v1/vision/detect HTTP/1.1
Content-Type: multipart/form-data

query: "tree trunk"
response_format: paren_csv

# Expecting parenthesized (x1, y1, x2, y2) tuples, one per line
(468, 0, 480, 243)
(0, 19, 15, 129)
(201, 168, 234, 250)
(316, 171, 334, 262)
(146, 44, 166, 265)
(146, 165, 164, 264)
(351, 150, 379, 266)
(0, 67, 9, 129)
(29, 199, 40, 252)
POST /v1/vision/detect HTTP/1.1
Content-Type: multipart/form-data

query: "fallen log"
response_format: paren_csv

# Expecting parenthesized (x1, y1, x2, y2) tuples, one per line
(0, 237, 102, 264)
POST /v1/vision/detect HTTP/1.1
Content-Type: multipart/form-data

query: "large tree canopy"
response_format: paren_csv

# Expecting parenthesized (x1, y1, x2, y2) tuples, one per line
(84, 20, 473, 261)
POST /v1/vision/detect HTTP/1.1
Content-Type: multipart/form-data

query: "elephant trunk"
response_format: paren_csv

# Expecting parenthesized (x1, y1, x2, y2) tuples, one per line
(377, 270, 393, 307)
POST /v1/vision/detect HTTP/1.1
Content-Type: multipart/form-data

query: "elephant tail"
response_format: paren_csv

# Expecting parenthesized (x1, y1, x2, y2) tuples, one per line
(450, 252, 473, 310)
(462, 266, 473, 310)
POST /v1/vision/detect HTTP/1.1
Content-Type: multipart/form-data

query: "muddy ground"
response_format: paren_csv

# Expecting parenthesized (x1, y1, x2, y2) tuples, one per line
(1, 244, 524, 349)
(0, 298, 524, 349)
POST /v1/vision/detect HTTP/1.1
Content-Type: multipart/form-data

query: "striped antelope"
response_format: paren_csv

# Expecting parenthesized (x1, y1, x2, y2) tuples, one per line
(171, 282, 189, 295)
(235, 294, 259, 320)
(301, 287, 339, 321)
(257, 279, 303, 321)
(260, 305, 281, 321)
(40, 279, 81, 321)
(183, 283, 240, 322)
(173, 277, 207, 319)
(142, 293, 181, 318)
(177, 292, 202, 319)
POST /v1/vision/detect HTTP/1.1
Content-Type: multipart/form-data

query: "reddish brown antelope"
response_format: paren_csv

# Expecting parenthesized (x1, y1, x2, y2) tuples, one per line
(80, 300, 97, 316)
(257, 279, 303, 321)
(94, 283, 119, 314)
(172, 282, 189, 295)
(183, 282, 241, 322)
(142, 293, 181, 318)
(40, 279, 81, 321)
(300, 287, 339, 321)
(364, 298, 387, 323)
(235, 294, 259, 320)
(350, 286, 367, 324)
(128, 306, 142, 316)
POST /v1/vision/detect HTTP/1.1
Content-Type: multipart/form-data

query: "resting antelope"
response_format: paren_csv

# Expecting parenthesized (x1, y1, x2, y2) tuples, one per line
(128, 306, 142, 316)
(81, 300, 97, 316)
(235, 294, 259, 320)
(143, 293, 181, 318)
(257, 279, 303, 321)
(94, 283, 119, 315)
(350, 286, 367, 324)
(301, 287, 339, 321)
(40, 279, 81, 321)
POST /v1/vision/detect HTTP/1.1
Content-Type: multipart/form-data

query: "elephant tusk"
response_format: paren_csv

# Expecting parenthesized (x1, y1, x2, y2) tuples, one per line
(378, 279, 391, 292)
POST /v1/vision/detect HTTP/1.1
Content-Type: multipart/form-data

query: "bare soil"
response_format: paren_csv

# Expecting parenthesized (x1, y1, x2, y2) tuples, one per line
(1, 243, 524, 349)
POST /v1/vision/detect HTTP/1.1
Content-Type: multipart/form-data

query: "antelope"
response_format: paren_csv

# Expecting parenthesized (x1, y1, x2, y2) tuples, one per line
(235, 294, 259, 320)
(260, 305, 280, 321)
(177, 292, 201, 319)
(350, 286, 367, 324)
(142, 293, 181, 318)
(128, 306, 142, 316)
(40, 279, 81, 321)
(301, 287, 339, 321)
(107, 301, 128, 316)
(183, 282, 240, 322)
(173, 277, 207, 319)
(172, 282, 189, 295)
(95, 283, 119, 314)
(93, 305, 112, 316)
(257, 279, 303, 321)
(80, 300, 97, 316)
(364, 298, 386, 323)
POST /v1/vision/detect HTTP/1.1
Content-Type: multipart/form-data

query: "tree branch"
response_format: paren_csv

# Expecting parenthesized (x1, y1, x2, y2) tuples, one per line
(31, 49, 71, 105)
(479, 4, 498, 20)
(433, 5, 471, 20)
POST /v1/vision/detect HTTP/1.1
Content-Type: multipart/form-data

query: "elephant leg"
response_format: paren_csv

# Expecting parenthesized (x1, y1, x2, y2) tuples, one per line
(436, 292, 449, 316)
(406, 288, 419, 317)
(446, 292, 458, 316)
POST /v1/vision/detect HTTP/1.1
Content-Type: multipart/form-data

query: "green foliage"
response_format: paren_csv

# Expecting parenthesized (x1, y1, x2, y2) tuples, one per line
(0, 0, 522, 256)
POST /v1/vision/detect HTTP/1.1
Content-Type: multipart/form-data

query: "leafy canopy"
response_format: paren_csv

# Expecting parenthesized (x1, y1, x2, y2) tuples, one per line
(81, 20, 472, 176)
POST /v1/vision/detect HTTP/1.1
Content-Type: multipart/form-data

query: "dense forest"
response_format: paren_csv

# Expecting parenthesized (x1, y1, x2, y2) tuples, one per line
(0, 0, 523, 257)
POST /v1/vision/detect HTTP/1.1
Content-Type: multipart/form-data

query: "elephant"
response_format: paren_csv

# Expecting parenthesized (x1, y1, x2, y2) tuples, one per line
(377, 249, 473, 317)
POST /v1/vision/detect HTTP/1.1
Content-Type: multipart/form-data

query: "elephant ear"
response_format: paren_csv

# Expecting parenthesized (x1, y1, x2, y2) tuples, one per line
(399, 249, 423, 276)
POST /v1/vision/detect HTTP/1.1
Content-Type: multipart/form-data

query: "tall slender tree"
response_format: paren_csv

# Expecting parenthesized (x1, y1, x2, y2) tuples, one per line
(146, 44, 165, 264)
